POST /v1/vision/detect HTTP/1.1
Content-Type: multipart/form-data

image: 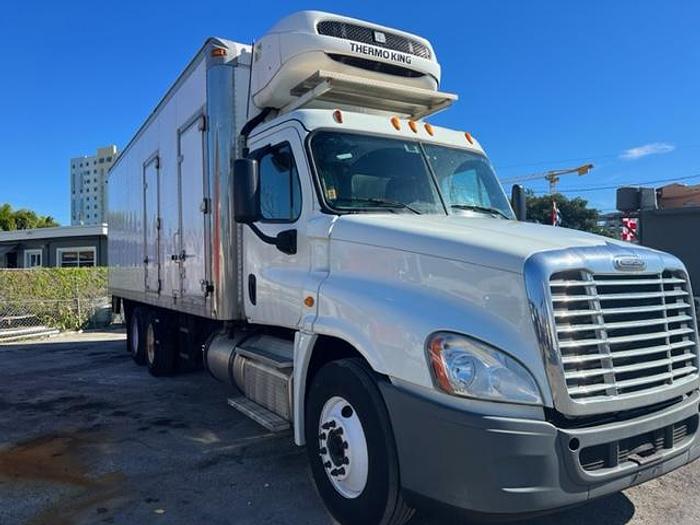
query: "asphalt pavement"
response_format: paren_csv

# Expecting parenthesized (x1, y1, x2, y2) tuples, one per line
(0, 330, 698, 525)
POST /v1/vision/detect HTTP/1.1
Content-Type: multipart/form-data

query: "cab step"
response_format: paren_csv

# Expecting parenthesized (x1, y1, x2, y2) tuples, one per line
(227, 396, 290, 432)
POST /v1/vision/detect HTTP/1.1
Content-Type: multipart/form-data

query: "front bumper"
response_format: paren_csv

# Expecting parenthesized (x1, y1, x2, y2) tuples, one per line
(380, 382, 700, 516)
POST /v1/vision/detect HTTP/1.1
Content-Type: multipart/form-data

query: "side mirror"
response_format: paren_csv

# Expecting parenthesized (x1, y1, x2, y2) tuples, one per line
(275, 229, 297, 255)
(511, 184, 527, 221)
(233, 158, 260, 224)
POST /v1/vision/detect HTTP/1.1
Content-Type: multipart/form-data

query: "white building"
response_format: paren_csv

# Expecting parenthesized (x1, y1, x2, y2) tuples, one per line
(70, 145, 117, 225)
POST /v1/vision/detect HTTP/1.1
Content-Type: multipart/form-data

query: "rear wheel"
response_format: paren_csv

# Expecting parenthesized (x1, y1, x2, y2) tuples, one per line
(145, 311, 176, 377)
(126, 306, 146, 365)
(305, 358, 414, 525)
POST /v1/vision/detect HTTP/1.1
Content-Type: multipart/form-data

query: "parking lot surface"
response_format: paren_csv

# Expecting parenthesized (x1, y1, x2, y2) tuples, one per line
(1, 330, 699, 525)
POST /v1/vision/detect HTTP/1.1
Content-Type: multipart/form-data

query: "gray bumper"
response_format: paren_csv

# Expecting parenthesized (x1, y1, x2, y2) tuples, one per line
(380, 383, 700, 515)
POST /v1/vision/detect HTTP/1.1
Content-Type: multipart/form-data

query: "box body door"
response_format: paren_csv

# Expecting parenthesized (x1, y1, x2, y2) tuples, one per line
(143, 155, 161, 293)
(177, 113, 208, 305)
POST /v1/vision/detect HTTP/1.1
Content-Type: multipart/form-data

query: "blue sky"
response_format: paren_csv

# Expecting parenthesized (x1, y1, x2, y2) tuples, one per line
(1, 1, 699, 224)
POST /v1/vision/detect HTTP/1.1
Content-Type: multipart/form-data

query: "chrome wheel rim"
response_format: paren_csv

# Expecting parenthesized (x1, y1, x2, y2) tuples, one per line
(146, 323, 156, 365)
(318, 396, 368, 499)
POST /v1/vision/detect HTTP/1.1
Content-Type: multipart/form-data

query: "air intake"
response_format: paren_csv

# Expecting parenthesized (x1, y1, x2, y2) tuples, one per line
(317, 20, 432, 59)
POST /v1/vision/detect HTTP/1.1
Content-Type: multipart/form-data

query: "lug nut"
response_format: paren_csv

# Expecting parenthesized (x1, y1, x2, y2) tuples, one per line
(336, 427, 343, 435)
(342, 457, 349, 465)
(319, 433, 326, 441)
(330, 467, 346, 477)
(343, 441, 349, 449)
(319, 447, 327, 455)
(321, 421, 336, 430)
(324, 461, 331, 469)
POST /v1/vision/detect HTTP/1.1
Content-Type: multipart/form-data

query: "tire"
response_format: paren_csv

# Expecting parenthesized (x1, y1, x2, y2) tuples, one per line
(126, 306, 146, 365)
(305, 358, 414, 525)
(144, 311, 176, 377)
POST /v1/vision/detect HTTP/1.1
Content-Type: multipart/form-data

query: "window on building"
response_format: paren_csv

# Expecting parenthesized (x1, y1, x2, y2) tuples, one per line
(57, 247, 96, 268)
(99, 158, 105, 163)
(24, 249, 43, 268)
(106, 156, 112, 162)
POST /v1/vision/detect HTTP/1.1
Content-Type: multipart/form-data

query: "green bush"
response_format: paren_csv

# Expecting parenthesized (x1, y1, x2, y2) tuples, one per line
(0, 268, 108, 331)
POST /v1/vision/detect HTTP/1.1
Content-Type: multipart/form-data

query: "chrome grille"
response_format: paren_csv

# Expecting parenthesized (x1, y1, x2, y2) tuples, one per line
(550, 270, 699, 403)
(317, 20, 432, 59)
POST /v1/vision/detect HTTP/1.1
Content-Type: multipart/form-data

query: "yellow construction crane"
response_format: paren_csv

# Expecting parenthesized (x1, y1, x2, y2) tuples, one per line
(501, 163, 594, 194)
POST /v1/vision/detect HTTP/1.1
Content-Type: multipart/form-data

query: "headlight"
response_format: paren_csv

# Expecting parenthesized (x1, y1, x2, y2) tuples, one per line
(426, 332, 542, 405)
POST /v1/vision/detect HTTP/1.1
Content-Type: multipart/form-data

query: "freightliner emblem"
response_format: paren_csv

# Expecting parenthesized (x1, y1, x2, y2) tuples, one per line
(614, 256, 647, 272)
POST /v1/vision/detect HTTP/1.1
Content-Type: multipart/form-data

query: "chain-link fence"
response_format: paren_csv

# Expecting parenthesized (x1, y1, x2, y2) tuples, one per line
(0, 268, 110, 340)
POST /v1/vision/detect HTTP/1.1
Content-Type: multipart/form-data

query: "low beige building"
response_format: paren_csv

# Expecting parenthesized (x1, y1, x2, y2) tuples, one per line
(657, 183, 700, 209)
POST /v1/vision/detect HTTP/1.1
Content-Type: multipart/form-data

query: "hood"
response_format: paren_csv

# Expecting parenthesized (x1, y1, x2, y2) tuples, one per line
(330, 214, 634, 273)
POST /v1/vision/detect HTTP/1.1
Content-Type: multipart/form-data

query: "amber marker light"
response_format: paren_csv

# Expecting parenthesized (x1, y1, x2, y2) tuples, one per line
(427, 335, 453, 394)
(424, 123, 435, 136)
(408, 120, 418, 133)
(333, 109, 343, 124)
(304, 296, 315, 308)
(211, 48, 227, 57)
(390, 116, 401, 130)
(464, 132, 474, 144)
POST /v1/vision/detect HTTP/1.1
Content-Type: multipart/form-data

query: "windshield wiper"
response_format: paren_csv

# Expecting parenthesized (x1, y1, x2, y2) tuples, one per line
(450, 204, 510, 220)
(364, 198, 421, 214)
(334, 198, 421, 215)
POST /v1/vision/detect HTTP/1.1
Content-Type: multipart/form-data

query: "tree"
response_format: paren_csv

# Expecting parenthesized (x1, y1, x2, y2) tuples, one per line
(526, 191, 611, 236)
(0, 203, 59, 231)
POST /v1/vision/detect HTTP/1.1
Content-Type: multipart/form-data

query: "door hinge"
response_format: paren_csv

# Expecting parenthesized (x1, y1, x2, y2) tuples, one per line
(200, 198, 211, 214)
(155, 156, 160, 170)
(178, 154, 184, 164)
(198, 115, 207, 132)
(201, 280, 214, 296)
(156, 217, 162, 230)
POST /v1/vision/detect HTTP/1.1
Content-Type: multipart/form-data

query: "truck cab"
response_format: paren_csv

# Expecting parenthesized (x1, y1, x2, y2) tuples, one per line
(109, 10, 700, 525)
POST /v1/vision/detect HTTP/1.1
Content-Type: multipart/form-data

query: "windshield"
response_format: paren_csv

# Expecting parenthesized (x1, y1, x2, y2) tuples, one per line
(309, 131, 514, 219)
(423, 143, 514, 219)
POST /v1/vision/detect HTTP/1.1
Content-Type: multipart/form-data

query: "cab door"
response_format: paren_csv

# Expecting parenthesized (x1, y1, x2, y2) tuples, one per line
(243, 128, 311, 328)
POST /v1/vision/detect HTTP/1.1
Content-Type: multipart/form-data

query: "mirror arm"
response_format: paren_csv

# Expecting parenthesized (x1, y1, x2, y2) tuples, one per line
(247, 222, 276, 245)
(246, 224, 297, 255)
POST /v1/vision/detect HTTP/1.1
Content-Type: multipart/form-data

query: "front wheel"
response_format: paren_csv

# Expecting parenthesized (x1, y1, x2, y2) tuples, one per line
(305, 358, 414, 525)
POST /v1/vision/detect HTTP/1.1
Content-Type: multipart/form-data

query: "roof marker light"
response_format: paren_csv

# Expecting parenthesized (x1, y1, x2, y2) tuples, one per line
(408, 120, 418, 133)
(390, 116, 401, 131)
(333, 110, 343, 124)
(424, 123, 434, 136)
(211, 48, 227, 57)
(464, 132, 474, 144)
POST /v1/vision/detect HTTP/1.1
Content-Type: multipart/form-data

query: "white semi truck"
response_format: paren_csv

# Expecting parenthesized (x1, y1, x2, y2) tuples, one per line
(108, 10, 700, 524)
